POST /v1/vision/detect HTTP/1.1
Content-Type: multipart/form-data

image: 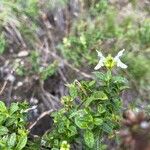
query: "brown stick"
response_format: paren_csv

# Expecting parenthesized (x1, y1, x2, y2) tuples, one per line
(0, 81, 7, 95)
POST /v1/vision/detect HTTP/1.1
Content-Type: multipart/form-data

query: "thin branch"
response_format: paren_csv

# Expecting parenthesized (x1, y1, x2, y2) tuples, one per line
(0, 81, 7, 95)
(28, 109, 54, 131)
(6, 82, 13, 107)
(9, 22, 27, 48)
(58, 68, 68, 83)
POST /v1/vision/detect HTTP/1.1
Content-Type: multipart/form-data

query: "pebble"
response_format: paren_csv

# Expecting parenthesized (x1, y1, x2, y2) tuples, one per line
(18, 51, 29, 57)
(6, 74, 16, 82)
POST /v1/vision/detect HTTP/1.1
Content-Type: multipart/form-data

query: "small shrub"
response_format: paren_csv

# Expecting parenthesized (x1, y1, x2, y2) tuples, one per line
(42, 50, 128, 149)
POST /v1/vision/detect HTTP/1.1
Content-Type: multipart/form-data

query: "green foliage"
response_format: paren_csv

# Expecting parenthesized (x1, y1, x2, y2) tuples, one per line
(125, 53, 150, 80)
(0, 0, 149, 149)
(40, 61, 58, 80)
(83, 130, 94, 148)
(13, 51, 58, 80)
(20, 0, 39, 17)
(90, 0, 109, 15)
(58, 2, 149, 102)
(59, 6, 122, 67)
(49, 0, 68, 9)
(139, 19, 150, 47)
(29, 51, 40, 73)
(43, 66, 128, 149)
(0, 101, 29, 150)
(0, 34, 6, 54)
(43, 108, 78, 149)
(29, 51, 58, 80)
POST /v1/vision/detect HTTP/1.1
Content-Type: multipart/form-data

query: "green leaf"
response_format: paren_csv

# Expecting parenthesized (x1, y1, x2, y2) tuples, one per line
(68, 126, 77, 137)
(7, 133, 16, 148)
(85, 92, 108, 107)
(51, 148, 59, 150)
(0, 34, 6, 54)
(84, 96, 94, 107)
(101, 123, 113, 133)
(53, 139, 59, 147)
(88, 80, 96, 87)
(93, 72, 105, 81)
(16, 135, 27, 150)
(5, 117, 16, 127)
(40, 62, 58, 80)
(75, 117, 89, 129)
(0, 101, 7, 113)
(97, 104, 106, 114)
(94, 118, 103, 126)
(93, 91, 108, 100)
(0, 135, 9, 145)
(112, 76, 128, 83)
(119, 86, 130, 91)
(105, 70, 112, 81)
(68, 83, 78, 99)
(0, 126, 8, 135)
(9, 103, 19, 115)
(75, 110, 93, 129)
(83, 130, 94, 148)
(0, 115, 6, 124)
(69, 110, 81, 118)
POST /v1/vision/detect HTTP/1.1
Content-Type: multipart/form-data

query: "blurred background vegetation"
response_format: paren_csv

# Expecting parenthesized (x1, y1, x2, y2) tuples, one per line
(0, 0, 149, 134)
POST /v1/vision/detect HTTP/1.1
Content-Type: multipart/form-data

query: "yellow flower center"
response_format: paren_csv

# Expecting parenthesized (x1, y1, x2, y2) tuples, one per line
(104, 54, 116, 69)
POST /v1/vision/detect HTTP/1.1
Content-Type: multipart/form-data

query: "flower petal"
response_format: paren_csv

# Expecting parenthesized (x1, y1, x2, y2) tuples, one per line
(116, 59, 127, 69)
(114, 49, 125, 60)
(94, 60, 104, 70)
(96, 50, 105, 59)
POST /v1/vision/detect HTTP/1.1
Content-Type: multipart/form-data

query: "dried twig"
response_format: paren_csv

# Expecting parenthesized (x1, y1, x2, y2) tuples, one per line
(39, 81, 61, 110)
(9, 22, 27, 48)
(0, 81, 7, 95)
(6, 82, 13, 107)
(58, 68, 68, 83)
(28, 109, 54, 131)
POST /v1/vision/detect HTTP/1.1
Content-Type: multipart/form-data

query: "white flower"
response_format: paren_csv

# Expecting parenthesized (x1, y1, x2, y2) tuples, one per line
(94, 49, 127, 70)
